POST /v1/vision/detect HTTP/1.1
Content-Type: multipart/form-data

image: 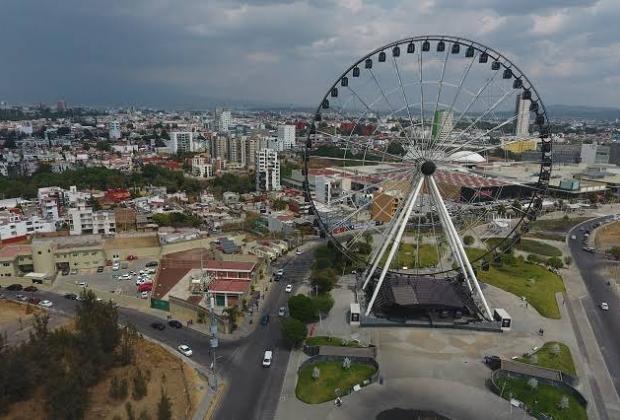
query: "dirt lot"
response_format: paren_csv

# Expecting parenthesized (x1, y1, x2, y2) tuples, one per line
(0, 300, 42, 324)
(2, 338, 208, 420)
(104, 235, 160, 250)
(595, 221, 620, 250)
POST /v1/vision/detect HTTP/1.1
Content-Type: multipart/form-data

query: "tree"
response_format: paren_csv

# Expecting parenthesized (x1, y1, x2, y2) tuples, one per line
(312, 293, 334, 315)
(342, 357, 351, 370)
(310, 269, 338, 294)
(609, 246, 620, 260)
(223, 305, 240, 331)
(527, 378, 538, 390)
(88, 195, 101, 211)
(272, 199, 287, 211)
(288, 294, 317, 323)
(281, 318, 307, 348)
(312, 366, 320, 380)
(550, 343, 561, 357)
(547, 256, 564, 269)
(386, 141, 405, 156)
(118, 324, 138, 365)
(157, 388, 173, 420)
(558, 395, 570, 410)
(463, 235, 474, 246)
(132, 368, 148, 401)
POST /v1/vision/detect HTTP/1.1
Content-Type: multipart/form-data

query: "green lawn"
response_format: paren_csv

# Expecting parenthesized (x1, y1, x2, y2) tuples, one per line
(525, 232, 567, 242)
(529, 217, 591, 233)
(296, 361, 377, 404)
(382, 243, 441, 269)
(486, 237, 562, 257)
(463, 248, 565, 319)
(517, 342, 576, 375)
(494, 373, 586, 420)
(305, 336, 364, 348)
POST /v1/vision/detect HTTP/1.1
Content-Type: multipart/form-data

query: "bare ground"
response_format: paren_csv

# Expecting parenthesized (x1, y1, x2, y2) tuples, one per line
(595, 221, 620, 251)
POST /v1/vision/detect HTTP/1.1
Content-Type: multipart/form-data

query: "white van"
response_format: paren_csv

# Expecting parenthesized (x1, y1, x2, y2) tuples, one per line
(262, 350, 273, 367)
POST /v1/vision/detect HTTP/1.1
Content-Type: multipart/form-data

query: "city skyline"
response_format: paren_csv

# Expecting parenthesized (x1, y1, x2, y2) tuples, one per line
(0, 0, 619, 109)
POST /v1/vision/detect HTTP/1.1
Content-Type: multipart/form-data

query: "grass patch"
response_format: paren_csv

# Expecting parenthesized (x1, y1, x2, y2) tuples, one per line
(525, 232, 566, 242)
(464, 248, 565, 319)
(296, 361, 376, 404)
(517, 342, 576, 375)
(486, 238, 562, 257)
(494, 373, 586, 420)
(381, 243, 441, 269)
(305, 336, 363, 348)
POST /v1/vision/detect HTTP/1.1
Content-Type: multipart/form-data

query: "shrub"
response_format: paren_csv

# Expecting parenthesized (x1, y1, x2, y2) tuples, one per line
(288, 295, 317, 323)
(281, 318, 307, 348)
(132, 368, 148, 401)
(312, 294, 334, 316)
(463, 235, 474, 246)
(310, 268, 338, 294)
(547, 257, 564, 269)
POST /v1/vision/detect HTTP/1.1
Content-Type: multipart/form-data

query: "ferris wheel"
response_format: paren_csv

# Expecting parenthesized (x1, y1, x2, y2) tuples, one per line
(304, 35, 552, 321)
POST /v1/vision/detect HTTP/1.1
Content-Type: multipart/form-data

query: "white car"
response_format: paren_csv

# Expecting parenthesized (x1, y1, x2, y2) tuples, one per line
(278, 306, 286, 317)
(601, 302, 609, 311)
(262, 350, 273, 367)
(119, 274, 131, 281)
(276, 269, 284, 276)
(112, 263, 120, 271)
(285, 284, 293, 293)
(39, 300, 53, 308)
(296, 249, 303, 255)
(77, 281, 88, 288)
(140, 291, 149, 299)
(177, 344, 193, 357)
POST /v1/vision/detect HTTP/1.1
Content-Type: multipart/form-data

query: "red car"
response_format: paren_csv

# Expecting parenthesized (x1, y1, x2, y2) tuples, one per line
(127, 255, 137, 261)
(137, 283, 153, 293)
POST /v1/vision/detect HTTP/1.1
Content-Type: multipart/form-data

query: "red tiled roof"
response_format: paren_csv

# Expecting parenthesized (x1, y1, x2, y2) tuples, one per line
(152, 267, 190, 299)
(186, 295, 203, 305)
(0, 244, 32, 259)
(209, 279, 251, 294)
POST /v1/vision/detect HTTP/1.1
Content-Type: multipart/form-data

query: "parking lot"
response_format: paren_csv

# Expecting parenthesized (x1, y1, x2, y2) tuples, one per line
(56, 258, 158, 301)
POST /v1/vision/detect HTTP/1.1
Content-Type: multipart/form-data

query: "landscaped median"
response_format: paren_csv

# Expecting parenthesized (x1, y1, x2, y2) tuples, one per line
(517, 342, 576, 376)
(295, 358, 378, 404)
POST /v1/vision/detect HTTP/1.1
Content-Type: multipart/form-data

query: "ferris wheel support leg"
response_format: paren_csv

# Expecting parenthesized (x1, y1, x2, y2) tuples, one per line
(428, 176, 493, 321)
(362, 183, 418, 290)
(365, 176, 425, 317)
(433, 196, 473, 293)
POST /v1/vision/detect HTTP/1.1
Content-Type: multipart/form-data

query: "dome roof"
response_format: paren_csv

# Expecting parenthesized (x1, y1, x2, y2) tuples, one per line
(447, 150, 485, 163)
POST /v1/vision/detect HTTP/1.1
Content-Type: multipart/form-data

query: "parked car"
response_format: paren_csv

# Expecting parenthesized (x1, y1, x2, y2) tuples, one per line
(150, 322, 166, 330)
(601, 302, 609, 311)
(296, 249, 303, 255)
(64, 293, 78, 300)
(138, 283, 153, 293)
(278, 306, 286, 317)
(127, 255, 137, 261)
(112, 263, 120, 271)
(285, 284, 293, 293)
(97, 266, 104, 273)
(77, 282, 88, 288)
(140, 291, 149, 299)
(70, 269, 78, 275)
(260, 314, 270, 326)
(168, 320, 183, 328)
(177, 344, 193, 357)
(39, 300, 53, 308)
(24, 286, 38, 292)
(262, 350, 273, 367)
(16, 294, 27, 301)
(145, 261, 159, 267)
(275, 269, 284, 276)
(6, 284, 23, 291)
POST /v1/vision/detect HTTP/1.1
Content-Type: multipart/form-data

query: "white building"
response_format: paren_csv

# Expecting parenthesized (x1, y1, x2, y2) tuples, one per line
(108, 120, 122, 140)
(314, 175, 350, 205)
(191, 154, 213, 178)
(169, 131, 194, 153)
(67, 205, 116, 236)
(256, 149, 281, 192)
(277, 125, 296, 150)
(0, 213, 56, 241)
(214, 108, 231, 133)
(515, 94, 530, 138)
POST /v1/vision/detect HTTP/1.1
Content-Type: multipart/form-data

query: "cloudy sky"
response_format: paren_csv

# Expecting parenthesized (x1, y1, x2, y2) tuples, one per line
(1, 0, 619, 108)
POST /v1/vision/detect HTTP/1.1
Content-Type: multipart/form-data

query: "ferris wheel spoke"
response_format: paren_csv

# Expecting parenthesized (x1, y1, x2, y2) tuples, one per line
(417, 46, 427, 152)
(428, 51, 478, 156)
(434, 87, 517, 158)
(442, 114, 519, 158)
(427, 192, 446, 273)
(426, 49, 451, 158)
(391, 56, 418, 151)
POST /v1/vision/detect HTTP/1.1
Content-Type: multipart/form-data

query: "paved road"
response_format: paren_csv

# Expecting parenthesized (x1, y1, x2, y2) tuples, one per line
(0, 244, 317, 420)
(568, 215, 620, 395)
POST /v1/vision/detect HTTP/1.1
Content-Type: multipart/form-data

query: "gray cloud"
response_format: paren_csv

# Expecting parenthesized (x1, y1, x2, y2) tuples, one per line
(0, 0, 618, 108)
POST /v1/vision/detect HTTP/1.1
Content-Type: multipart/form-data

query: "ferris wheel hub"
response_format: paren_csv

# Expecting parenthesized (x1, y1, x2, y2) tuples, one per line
(420, 160, 437, 176)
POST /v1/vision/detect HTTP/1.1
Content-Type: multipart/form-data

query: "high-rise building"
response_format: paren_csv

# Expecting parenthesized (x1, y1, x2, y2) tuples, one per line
(214, 108, 231, 133)
(515, 94, 530, 137)
(108, 120, 121, 140)
(244, 137, 260, 169)
(169, 132, 194, 153)
(227, 136, 247, 165)
(255, 149, 281, 192)
(277, 125, 296, 149)
(210, 136, 229, 160)
(431, 110, 453, 143)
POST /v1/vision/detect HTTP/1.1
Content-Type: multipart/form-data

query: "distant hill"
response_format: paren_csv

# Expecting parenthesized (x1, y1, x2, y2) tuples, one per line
(546, 105, 620, 120)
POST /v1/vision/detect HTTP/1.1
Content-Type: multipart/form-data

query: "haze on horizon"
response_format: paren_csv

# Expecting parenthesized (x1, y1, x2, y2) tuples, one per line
(1, 0, 619, 109)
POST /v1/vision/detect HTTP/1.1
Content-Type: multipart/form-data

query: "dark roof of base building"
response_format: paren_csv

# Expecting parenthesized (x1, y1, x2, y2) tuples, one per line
(380, 276, 467, 309)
